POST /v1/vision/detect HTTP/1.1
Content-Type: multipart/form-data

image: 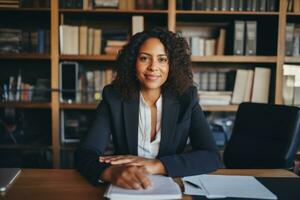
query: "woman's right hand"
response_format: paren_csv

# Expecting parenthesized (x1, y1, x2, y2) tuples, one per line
(100, 165, 152, 189)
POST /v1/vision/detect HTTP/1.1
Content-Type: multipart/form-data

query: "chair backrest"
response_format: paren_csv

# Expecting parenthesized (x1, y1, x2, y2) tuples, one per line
(223, 102, 300, 169)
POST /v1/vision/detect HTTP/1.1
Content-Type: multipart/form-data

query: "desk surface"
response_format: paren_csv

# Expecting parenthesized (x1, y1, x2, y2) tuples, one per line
(1, 169, 298, 200)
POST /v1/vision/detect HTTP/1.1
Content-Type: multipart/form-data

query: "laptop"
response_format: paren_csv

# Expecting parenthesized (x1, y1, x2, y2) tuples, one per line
(0, 168, 21, 192)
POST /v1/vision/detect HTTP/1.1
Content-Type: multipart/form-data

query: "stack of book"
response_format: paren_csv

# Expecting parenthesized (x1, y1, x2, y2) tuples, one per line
(0, 0, 19, 8)
(176, 0, 276, 12)
(177, 23, 226, 56)
(231, 67, 271, 104)
(233, 21, 257, 55)
(285, 23, 300, 56)
(78, 68, 114, 103)
(60, 25, 102, 55)
(0, 28, 50, 54)
(283, 64, 300, 106)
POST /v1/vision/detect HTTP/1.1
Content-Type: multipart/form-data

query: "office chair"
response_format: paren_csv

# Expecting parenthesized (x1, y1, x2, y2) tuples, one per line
(223, 102, 300, 169)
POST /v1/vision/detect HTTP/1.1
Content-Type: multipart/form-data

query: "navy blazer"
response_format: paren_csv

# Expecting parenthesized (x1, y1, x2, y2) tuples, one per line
(75, 84, 220, 185)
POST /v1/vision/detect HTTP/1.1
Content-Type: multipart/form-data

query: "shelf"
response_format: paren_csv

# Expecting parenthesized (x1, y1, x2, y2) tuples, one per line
(285, 57, 300, 63)
(0, 54, 50, 60)
(0, 102, 51, 109)
(60, 103, 98, 109)
(201, 105, 238, 112)
(0, 144, 52, 150)
(0, 8, 50, 12)
(191, 56, 277, 63)
(60, 54, 116, 61)
(287, 12, 300, 16)
(176, 10, 279, 16)
(59, 9, 168, 14)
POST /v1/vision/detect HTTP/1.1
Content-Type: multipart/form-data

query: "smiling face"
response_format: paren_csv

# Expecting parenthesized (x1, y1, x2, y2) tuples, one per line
(135, 38, 169, 93)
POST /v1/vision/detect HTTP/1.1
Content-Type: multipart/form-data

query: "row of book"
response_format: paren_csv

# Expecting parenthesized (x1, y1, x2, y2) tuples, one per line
(60, 19, 142, 55)
(60, 62, 114, 103)
(1, 73, 50, 102)
(193, 70, 234, 92)
(177, 0, 277, 12)
(0, 28, 50, 54)
(287, 0, 300, 13)
(197, 67, 271, 105)
(285, 23, 300, 56)
(177, 25, 226, 56)
(59, 0, 166, 10)
(60, 25, 102, 55)
(0, 0, 49, 8)
(283, 64, 300, 106)
(233, 21, 257, 55)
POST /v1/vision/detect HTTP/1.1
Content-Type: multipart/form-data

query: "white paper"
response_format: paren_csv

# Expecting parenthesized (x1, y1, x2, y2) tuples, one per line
(183, 174, 277, 200)
(104, 174, 182, 200)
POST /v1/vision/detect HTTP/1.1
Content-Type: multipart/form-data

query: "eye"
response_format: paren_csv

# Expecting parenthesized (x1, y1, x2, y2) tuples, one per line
(158, 57, 168, 63)
(139, 55, 149, 62)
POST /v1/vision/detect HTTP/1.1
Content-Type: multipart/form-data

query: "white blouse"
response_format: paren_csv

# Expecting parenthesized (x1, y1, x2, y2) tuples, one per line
(137, 93, 162, 159)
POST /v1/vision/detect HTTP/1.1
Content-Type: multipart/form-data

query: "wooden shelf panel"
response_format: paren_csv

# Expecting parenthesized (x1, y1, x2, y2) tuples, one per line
(60, 103, 98, 109)
(0, 144, 52, 150)
(60, 103, 238, 112)
(202, 105, 238, 112)
(287, 12, 300, 16)
(285, 57, 300, 63)
(0, 8, 50, 12)
(191, 56, 277, 63)
(59, 9, 167, 14)
(0, 102, 51, 109)
(176, 11, 279, 15)
(60, 54, 116, 61)
(0, 54, 50, 60)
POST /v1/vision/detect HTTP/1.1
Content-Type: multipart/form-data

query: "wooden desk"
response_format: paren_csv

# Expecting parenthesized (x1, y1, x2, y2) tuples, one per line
(1, 169, 298, 200)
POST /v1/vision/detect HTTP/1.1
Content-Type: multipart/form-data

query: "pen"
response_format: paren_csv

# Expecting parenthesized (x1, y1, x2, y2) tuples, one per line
(184, 180, 202, 189)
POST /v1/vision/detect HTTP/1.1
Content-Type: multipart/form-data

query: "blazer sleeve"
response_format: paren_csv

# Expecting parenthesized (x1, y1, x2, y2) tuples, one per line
(74, 86, 112, 185)
(159, 87, 221, 177)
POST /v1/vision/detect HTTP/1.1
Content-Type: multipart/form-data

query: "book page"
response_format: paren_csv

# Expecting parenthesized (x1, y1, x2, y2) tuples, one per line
(104, 175, 182, 200)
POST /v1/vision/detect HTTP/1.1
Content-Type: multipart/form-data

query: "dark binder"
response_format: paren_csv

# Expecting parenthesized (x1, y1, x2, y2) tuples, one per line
(245, 21, 257, 55)
(233, 21, 245, 55)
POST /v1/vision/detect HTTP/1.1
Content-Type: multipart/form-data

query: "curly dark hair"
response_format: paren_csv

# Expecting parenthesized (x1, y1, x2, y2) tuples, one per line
(112, 27, 193, 100)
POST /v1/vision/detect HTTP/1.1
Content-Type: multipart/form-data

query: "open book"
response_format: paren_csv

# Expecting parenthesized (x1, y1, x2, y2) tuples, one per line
(183, 174, 277, 199)
(104, 174, 182, 200)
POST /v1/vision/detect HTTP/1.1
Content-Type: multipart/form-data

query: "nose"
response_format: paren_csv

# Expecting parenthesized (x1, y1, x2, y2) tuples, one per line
(147, 59, 159, 71)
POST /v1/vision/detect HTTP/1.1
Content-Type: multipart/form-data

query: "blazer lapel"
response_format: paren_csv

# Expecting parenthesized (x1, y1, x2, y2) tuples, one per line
(123, 97, 139, 155)
(158, 95, 179, 156)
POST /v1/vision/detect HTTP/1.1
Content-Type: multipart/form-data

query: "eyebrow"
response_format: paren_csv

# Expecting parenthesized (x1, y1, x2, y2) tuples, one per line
(139, 52, 167, 57)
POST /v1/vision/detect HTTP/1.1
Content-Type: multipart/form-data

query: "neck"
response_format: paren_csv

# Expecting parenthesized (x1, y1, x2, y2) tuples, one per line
(141, 88, 161, 106)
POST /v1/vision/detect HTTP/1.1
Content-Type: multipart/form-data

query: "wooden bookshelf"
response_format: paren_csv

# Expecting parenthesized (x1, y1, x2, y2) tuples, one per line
(59, 9, 168, 14)
(191, 56, 277, 63)
(176, 11, 279, 16)
(60, 54, 116, 61)
(0, 8, 50, 12)
(285, 57, 300, 63)
(202, 105, 238, 112)
(0, 0, 294, 168)
(60, 103, 98, 109)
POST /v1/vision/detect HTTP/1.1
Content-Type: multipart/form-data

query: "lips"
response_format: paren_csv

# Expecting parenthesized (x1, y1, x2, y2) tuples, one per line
(144, 74, 160, 81)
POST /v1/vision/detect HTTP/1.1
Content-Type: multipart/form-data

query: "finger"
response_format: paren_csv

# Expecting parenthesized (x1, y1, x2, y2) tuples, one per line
(115, 178, 135, 189)
(122, 168, 143, 189)
(110, 158, 136, 165)
(135, 168, 152, 189)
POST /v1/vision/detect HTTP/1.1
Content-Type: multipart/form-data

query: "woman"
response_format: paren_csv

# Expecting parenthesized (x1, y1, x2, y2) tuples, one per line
(75, 27, 220, 189)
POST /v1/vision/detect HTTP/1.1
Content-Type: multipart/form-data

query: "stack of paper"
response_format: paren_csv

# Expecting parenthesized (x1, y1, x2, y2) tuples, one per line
(104, 174, 182, 200)
(183, 174, 277, 199)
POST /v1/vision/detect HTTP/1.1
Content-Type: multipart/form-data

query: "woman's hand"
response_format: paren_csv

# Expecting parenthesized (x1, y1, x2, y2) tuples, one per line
(99, 155, 166, 174)
(101, 165, 151, 189)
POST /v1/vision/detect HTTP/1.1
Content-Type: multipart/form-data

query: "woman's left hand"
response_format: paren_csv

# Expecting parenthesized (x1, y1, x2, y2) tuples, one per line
(99, 155, 166, 174)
